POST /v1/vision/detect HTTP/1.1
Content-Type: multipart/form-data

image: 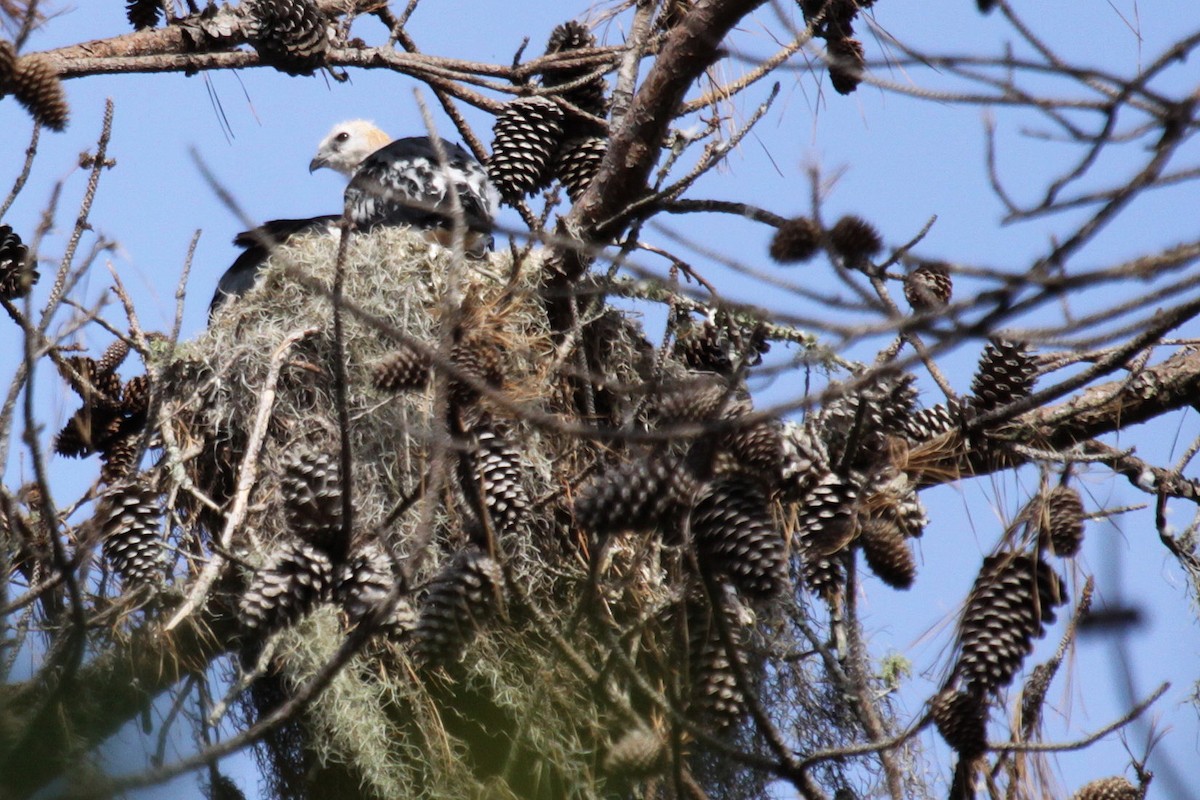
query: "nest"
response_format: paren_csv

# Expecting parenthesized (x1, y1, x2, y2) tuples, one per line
(158, 226, 680, 798)
(133, 220, 938, 799)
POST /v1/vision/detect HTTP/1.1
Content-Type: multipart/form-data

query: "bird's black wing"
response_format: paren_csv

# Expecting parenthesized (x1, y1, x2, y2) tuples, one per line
(344, 137, 498, 236)
(208, 215, 340, 319)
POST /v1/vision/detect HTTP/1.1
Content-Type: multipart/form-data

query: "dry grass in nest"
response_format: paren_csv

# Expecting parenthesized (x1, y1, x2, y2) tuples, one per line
(161, 228, 566, 568)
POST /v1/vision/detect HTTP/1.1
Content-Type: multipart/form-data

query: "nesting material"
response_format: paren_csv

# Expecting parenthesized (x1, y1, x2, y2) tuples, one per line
(154, 222, 879, 797)
(171, 227, 559, 563)
(162, 226, 663, 796)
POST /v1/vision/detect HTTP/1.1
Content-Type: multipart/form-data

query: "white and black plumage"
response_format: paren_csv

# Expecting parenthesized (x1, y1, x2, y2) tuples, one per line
(310, 120, 499, 256)
(209, 121, 498, 318)
(208, 215, 339, 317)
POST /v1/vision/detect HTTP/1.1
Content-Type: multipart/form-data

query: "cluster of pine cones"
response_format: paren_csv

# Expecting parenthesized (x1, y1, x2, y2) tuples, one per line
(931, 474, 1090, 782)
(46, 335, 164, 591)
(797, 0, 873, 95)
(488, 21, 610, 205)
(53, 339, 152, 485)
(567, 308, 1089, 744)
(126, 0, 331, 75)
(4, 0, 339, 130)
(234, 433, 517, 672)
(769, 213, 957, 317)
(234, 319, 523, 668)
(237, 449, 422, 655)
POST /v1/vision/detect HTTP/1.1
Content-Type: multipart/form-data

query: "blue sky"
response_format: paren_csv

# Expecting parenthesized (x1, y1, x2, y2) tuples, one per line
(3, 1, 1199, 797)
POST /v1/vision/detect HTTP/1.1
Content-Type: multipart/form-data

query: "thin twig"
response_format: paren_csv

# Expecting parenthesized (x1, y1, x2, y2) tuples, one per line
(0, 124, 39, 221)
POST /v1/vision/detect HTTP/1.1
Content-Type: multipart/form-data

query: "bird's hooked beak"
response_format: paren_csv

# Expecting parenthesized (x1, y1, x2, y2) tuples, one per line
(308, 155, 328, 173)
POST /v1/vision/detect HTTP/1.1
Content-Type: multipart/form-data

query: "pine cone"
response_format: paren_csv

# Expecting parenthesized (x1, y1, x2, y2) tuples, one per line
(691, 473, 787, 598)
(0, 40, 15, 91)
(0, 224, 37, 300)
(281, 450, 343, 553)
(488, 97, 565, 203)
(126, 0, 164, 30)
(819, 372, 917, 465)
(543, 21, 608, 122)
(778, 421, 830, 500)
(54, 405, 123, 458)
(769, 217, 821, 264)
(239, 539, 334, 637)
(552, 135, 607, 202)
(794, 472, 859, 557)
(672, 311, 767, 374)
(673, 321, 723, 374)
(10, 55, 69, 131)
(859, 518, 916, 589)
(373, 345, 430, 392)
(802, 552, 844, 604)
(449, 330, 505, 405)
(603, 726, 668, 778)
(53, 410, 93, 458)
(827, 36, 865, 95)
(335, 543, 415, 638)
(60, 356, 123, 409)
(653, 375, 745, 425)
(721, 416, 787, 483)
(902, 399, 965, 442)
(904, 263, 953, 312)
(545, 20, 595, 59)
(574, 453, 694, 535)
(247, 0, 329, 76)
(465, 427, 530, 538)
(956, 553, 1064, 694)
(931, 687, 987, 756)
(828, 215, 881, 264)
(686, 592, 749, 729)
(99, 485, 166, 589)
(1069, 776, 1142, 800)
(969, 338, 1036, 415)
(413, 549, 504, 667)
(95, 339, 131, 375)
(100, 429, 142, 485)
(1043, 484, 1084, 558)
(123, 374, 151, 415)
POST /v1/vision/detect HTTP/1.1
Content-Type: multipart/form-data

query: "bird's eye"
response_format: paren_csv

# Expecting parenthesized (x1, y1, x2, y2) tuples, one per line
(335, 132, 350, 143)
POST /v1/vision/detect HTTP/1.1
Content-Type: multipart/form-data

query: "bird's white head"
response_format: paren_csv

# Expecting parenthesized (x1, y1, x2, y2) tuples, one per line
(309, 120, 392, 176)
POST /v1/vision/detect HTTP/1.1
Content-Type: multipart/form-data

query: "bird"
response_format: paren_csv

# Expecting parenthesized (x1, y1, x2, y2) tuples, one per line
(208, 121, 499, 319)
(208, 215, 340, 317)
(309, 119, 499, 256)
